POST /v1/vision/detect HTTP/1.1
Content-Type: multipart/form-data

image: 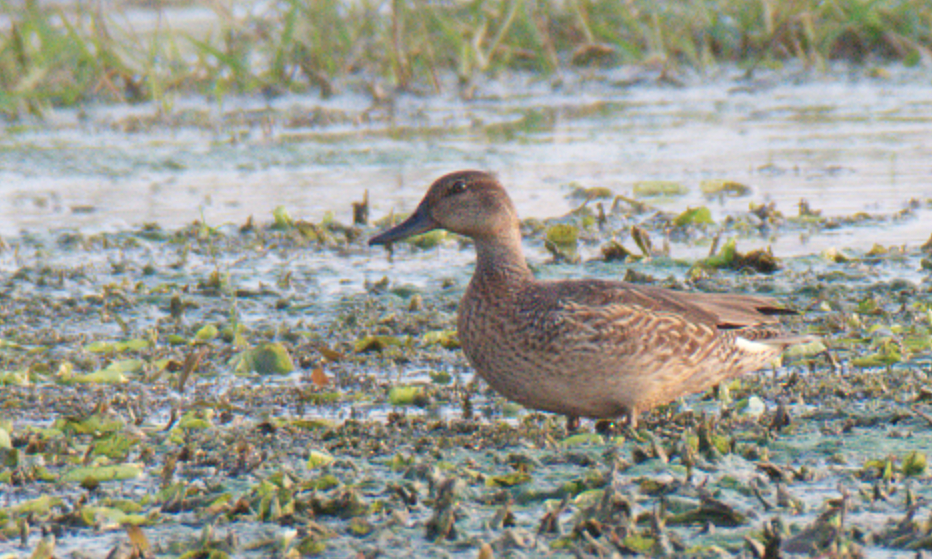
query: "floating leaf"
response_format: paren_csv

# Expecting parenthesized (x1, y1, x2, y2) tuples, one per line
(429, 370, 452, 385)
(272, 205, 294, 230)
(354, 335, 406, 353)
(546, 224, 579, 246)
(318, 344, 345, 362)
(13, 495, 63, 515)
(285, 418, 334, 430)
(621, 534, 656, 553)
(0, 425, 10, 449)
(388, 385, 429, 407)
(631, 225, 653, 257)
(78, 505, 149, 526)
(422, 330, 460, 349)
(667, 501, 749, 527)
(231, 343, 295, 375)
(486, 472, 532, 487)
(902, 451, 927, 477)
(601, 239, 632, 262)
(700, 179, 751, 196)
(700, 237, 738, 268)
(566, 184, 614, 200)
(194, 324, 219, 342)
(866, 243, 888, 257)
(62, 464, 143, 483)
(545, 224, 580, 263)
(106, 359, 145, 375)
(823, 247, 850, 263)
(674, 206, 714, 227)
(0, 368, 30, 386)
(295, 220, 324, 241)
(851, 340, 903, 368)
(409, 230, 446, 249)
(72, 367, 131, 384)
(85, 339, 149, 354)
(56, 412, 125, 435)
(311, 367, 330, 387)
(92, 433, 140, 460)
(783, 339, 827, 358)
(307, 449, 335, 469)
(177, 411, 214, 430)
(561, 433, 605, 446)
(633, 180, 688, 198)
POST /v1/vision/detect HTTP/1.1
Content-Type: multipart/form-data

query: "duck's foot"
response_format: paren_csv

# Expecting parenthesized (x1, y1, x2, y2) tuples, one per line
(594, 419, 619, 436)
(621, 409, 640, 437)
(565, 415, 581, 433)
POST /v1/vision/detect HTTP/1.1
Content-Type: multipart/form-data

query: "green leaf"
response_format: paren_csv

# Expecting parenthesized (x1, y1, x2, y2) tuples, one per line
(633, 180, 688, 197)
(307, 449, 334, 469)
(55, 413, 125, 435)
(560, 432, 605, 446)
(13, 495, 63, 515)
(0, 369, 31, 386)
(272, 205, 294, 229)
(354, 335, 406, 353)
(701, 237, 737, 268)
(545, 224, 579, 247)
(85, 339, 148, 353)
(71, 366, 131, 384)
(176, 411, 214, 430)
(421, 330, 460, 349)
(388, 385, 428, 407)
(674, 206, 714, 227)
(231, 343, 295, 375)
(408, 230, 446, 249)
(194, 324, 219, 342)
(62, 464, 143, 483)
(78, 505, 149, 526)
(902, 451, 927, 477)
(699, 179, 751, 196)
(486, 471, 532, 487)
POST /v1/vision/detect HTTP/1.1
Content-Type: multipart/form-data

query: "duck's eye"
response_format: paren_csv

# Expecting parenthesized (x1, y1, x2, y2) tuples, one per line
(448, 180, 468, 196)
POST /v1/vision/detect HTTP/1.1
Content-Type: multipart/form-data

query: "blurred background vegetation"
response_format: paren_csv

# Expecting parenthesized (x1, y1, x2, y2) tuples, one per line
(1, 0, 930, 117)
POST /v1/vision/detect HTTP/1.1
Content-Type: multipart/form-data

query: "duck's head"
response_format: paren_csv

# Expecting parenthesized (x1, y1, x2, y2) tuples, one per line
(369, 170, 519, 246)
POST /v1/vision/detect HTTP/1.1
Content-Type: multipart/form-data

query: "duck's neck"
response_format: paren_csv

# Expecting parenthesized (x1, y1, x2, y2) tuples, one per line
(472, 228, 533, 286)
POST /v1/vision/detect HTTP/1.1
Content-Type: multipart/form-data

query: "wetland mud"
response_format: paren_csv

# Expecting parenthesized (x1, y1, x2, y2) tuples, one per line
(1, 184, 932, 557)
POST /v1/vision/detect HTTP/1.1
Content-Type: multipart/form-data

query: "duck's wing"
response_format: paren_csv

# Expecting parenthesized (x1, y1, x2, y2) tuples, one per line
(647, 289, 796, 329)
(542, 280, 794, 331)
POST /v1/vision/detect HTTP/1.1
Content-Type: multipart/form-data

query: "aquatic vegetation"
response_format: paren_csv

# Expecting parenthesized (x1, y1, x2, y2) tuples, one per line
(2, 0, 931, 116)
(0, 191, 931, 557)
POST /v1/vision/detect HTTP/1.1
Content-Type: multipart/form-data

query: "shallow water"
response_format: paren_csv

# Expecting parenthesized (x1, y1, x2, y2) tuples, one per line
(2, 65, 930, 257)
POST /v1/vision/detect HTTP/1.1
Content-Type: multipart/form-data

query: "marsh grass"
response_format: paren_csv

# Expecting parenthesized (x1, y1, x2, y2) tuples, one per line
(0, 0, 930, 116)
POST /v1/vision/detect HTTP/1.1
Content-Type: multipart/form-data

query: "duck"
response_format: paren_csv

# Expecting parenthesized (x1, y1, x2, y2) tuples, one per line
(369, 170, 809, 429)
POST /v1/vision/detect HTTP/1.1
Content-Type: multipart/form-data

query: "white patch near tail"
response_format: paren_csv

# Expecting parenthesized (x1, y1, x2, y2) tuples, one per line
(735, 336, 784, 367)
(735, 336, 778, 355)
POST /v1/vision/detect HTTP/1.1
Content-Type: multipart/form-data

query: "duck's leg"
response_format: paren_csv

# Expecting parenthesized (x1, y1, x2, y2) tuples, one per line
(565, 415, 581, 433)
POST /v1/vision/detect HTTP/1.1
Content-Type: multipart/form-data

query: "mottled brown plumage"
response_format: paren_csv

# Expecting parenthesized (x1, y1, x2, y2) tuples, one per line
(370, 170, 809, 427)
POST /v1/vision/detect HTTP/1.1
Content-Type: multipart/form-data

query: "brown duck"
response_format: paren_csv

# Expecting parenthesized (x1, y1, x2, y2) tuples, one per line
(370, 170, 808, 428)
